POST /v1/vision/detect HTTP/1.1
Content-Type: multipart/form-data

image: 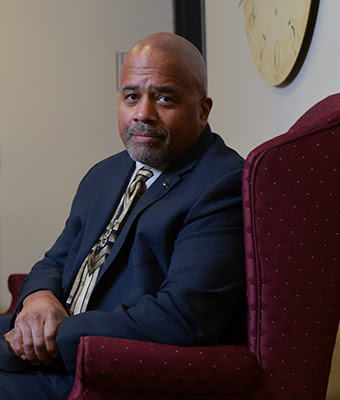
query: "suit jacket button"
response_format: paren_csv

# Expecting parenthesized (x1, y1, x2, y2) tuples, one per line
(162, 179, 171, 189)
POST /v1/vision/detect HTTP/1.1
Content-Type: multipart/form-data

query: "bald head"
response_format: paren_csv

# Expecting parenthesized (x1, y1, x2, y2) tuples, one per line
(123, 32, 208, 97)
(118, 32, 212, 166)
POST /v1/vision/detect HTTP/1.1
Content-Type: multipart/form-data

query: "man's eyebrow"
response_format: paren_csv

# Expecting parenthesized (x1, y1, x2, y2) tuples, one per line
(152, 86, 176, 93)
(121, 85, 177, 94)
(121, 85, 139, 93)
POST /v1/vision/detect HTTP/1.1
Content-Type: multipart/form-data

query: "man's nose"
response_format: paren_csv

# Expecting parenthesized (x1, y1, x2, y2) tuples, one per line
(133, 98, 158, 124)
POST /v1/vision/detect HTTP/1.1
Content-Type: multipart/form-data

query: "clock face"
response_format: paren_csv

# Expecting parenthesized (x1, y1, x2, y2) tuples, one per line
(243, 0, 312, 86)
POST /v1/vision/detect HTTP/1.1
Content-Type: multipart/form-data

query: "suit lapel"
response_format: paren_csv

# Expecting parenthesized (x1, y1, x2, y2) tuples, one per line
(73, 154, 135, 273)
(98, 168, 181, 277)
(96, 125, 215, 281)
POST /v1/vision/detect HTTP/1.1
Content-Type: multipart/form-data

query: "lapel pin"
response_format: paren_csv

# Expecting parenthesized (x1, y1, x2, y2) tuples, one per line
(162, 179, 172, 189)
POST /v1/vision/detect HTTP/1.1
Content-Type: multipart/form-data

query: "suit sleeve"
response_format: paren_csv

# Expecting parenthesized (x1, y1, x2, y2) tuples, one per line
(56, 167, 245, 371)
(11, 161, 103, 321)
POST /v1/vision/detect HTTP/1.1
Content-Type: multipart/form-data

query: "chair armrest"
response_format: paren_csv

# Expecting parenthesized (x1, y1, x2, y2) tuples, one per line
(69, 336, 260, 399)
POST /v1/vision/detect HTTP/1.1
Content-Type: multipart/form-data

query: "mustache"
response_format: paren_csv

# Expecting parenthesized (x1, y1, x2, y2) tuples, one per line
(126, 123, 168, 138)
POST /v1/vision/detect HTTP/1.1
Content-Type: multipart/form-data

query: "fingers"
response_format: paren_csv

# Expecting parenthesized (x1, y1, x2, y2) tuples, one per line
(3, 330, 16, 354)
(13, 317, 59, 365)
(7, 327, 26, 359)
(6, 323, 61, 366)
(43, 319, 59, 360)
(12, 290, 68, 366)
(22, 322, 51, 365)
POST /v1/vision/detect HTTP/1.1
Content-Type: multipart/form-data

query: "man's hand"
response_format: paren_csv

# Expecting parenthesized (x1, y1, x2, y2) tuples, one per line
(4, 290, 68, 366)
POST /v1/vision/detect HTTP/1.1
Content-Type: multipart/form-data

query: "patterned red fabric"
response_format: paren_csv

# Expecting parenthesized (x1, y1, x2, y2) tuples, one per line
(69, 337, 259, 400)
(243, 93, 340, 399)
(289, 93, 340, 135)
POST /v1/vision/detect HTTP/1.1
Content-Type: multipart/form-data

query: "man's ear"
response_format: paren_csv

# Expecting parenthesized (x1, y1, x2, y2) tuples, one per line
(199, 97, 213, 128)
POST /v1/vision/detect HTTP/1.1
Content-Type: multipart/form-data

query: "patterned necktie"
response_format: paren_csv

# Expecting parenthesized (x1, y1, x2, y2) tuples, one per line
(66, 166, 153, 315)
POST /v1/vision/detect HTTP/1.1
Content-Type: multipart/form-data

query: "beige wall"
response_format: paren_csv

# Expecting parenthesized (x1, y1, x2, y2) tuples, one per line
(0, 0, 173, 310)
(206, 0, 340, 157)
(205, 1, 339, 398)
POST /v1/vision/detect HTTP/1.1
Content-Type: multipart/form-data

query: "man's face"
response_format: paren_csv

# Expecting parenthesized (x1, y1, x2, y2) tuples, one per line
(118, 49, 211, 166)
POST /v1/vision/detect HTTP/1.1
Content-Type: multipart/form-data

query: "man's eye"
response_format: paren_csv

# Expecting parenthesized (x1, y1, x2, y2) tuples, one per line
(125, 94, 139, 102)
(158, 95, 174, 104)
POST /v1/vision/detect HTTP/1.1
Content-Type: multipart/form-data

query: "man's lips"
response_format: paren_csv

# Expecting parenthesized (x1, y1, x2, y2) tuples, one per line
(131, 131, 162, 143)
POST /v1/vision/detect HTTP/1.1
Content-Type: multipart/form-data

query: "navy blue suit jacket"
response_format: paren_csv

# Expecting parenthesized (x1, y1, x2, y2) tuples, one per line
(13, 125, 246, 371)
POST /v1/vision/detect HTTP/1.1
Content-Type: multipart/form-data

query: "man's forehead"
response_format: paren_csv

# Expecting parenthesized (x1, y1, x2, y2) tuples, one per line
(121, 48, 191, 85)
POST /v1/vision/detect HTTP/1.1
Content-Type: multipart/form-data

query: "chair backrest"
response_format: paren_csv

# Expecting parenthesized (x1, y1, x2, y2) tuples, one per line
(243, 94, 340, 399)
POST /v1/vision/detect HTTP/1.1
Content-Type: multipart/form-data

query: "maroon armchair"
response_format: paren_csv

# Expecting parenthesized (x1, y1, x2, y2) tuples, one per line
(3, 94, 340, 399)
(3, 274, 27, 316)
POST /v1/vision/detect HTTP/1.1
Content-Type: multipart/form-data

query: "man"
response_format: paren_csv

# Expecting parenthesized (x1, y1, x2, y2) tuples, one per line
(0, 32, 246, 399)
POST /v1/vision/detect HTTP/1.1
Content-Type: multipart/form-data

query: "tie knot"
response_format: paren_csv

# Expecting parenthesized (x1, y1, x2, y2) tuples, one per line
(135, 166, 154, 184)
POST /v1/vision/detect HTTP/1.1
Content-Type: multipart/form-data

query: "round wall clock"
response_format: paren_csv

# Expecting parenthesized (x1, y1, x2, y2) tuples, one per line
(243, 0, 316, 86)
